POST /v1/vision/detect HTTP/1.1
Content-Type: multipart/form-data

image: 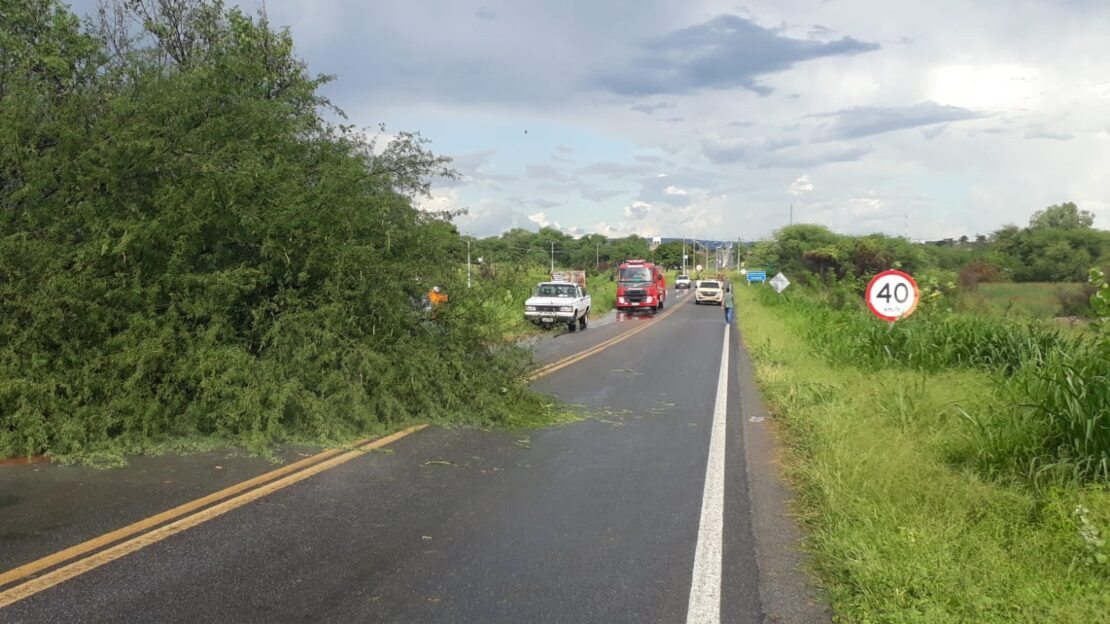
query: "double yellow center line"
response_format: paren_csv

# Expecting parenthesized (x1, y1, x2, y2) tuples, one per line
(0, 426, 424, 609)
(0, 292, 688, 609)
(528, 292, 689, 380)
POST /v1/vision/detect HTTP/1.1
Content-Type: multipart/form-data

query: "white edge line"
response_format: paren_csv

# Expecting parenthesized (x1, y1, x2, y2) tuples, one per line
(686, 324, 729, 624)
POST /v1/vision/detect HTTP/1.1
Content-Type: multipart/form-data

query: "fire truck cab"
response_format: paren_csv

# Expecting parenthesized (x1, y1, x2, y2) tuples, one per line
(615, 260, 667, 313)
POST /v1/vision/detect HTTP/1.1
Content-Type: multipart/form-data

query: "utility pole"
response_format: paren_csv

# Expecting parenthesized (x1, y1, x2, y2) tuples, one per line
(595, 241, 600, 271)
(682, 238, 687, 274)
(550, 241, 555, 274)
(467, 240, 472, 288)
(790, 203, 794, 226)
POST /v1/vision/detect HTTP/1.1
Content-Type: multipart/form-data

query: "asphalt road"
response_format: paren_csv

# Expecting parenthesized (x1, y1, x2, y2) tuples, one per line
(0, 290, 823, 623)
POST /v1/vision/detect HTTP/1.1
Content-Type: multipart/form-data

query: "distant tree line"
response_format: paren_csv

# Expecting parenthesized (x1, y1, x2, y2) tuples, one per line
(742, 203, 1108, 285)
(463, 203, 1106, 287)
(464, 228, 654, 275)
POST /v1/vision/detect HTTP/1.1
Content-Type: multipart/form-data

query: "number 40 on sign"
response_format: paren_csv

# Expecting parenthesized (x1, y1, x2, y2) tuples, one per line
(865, 269, 920, 322)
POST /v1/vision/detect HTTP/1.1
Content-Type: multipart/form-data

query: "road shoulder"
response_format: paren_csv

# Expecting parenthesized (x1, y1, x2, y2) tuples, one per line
(733, 326, 832, 624)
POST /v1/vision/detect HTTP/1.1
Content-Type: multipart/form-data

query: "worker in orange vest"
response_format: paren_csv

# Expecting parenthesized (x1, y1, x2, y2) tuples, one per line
(428, 286, 448, 307)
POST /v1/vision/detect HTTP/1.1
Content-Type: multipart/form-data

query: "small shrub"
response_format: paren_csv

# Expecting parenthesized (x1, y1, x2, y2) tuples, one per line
(1056, 284, 1096, 317)
(957, 261, 1003, 291)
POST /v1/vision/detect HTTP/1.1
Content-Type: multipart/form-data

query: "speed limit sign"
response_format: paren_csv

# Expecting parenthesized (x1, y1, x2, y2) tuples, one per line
(866, 270, 920, 322)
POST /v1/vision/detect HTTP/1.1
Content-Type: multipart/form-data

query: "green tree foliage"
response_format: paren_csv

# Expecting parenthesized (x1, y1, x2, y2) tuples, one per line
(765, 224, 841, 275)
(747, 225, 928, 284)
(607, 235, 652, 265)
(651, 240, 684, 269)
(468, 227, 651, 275)
(0, 0, 545, 460)
(746, 204, 1107, 287)
(992, 223, 1108, 282)
(1029, 202, 1096, 230)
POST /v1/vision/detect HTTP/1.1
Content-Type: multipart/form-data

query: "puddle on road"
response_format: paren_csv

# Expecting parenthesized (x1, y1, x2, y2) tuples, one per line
(605, 290, 690, 326)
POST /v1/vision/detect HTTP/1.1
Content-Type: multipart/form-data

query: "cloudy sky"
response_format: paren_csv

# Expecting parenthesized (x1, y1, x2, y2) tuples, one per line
(75, 0, 1110, 240)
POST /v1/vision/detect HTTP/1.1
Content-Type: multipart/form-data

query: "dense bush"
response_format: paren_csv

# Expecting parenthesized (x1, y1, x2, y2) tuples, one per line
(957, 261, 1003, 290)
(1055, 283, 1096, 317)
(0, 0, 547, 460)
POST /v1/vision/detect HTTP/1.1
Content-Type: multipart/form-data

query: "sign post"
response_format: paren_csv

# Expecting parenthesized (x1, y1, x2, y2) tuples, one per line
(865, 269, 920, 324)
(769, 272, 790, 294)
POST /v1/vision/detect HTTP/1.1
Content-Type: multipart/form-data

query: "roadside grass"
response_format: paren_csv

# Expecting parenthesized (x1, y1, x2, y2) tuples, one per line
(735, 285, 1109, 622)
(468, 268, 549, 339)
(963, 282, 1086, 319)
(475, 268, 616, 327)
(590, 279, 618, 317)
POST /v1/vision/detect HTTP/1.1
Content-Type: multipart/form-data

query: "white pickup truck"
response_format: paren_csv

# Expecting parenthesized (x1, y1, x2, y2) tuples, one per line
(524, 281, 592, 331)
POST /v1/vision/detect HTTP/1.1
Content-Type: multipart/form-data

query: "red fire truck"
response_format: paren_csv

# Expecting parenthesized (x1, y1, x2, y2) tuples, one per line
(615, 260, 667, 313)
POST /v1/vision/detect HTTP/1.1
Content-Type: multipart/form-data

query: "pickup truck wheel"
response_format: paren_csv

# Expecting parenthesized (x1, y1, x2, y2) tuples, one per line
(578, 313, 588, 330)
(567, 318, 577, 332)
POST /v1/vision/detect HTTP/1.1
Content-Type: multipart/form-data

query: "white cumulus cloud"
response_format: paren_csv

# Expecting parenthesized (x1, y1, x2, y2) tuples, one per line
(789, 174, 814, 197)
(528, 211, 560, 229)
(622, 201, 653, 220)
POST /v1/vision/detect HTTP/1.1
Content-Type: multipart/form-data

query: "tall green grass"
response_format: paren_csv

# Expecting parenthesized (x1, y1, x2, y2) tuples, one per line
(965, 351, 1110, 485)
(753, 287, 1109, 486)
(735, 285, 1109, 622)
(965, 282, 1088, 319)
(468, 268, 551, 338)
(589, 279, 618, 316)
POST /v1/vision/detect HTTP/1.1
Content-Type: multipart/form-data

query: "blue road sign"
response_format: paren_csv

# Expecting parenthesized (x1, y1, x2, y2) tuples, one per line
(747, 270, 767, 284)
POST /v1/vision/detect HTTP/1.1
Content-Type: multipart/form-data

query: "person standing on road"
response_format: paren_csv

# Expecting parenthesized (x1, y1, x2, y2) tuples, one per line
(723, 285, 735, 324)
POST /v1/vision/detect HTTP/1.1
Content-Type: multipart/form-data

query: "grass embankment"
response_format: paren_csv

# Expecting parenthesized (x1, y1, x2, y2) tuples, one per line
(590, 280, 618, 316)
(735, 286, 1108, 622)
(961, 282, 1086, 319)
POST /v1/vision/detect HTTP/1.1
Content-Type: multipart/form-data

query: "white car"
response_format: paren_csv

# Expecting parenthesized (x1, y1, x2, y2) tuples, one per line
(524, 282, 592, 331)
(675, 274, 691, 289)
(694, 280, 723, 305)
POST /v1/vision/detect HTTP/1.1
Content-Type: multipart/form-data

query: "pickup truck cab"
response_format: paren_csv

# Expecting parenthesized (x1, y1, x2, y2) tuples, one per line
(524, 282, 592, 331)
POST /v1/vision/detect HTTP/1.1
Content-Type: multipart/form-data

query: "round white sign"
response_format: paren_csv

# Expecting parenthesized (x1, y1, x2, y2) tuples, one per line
(865, 270, 920, 322)
(695, 264, 703, 272)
